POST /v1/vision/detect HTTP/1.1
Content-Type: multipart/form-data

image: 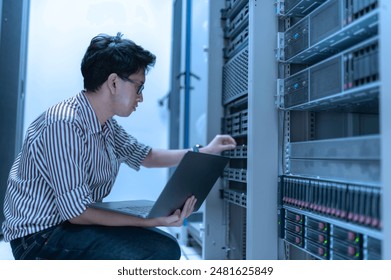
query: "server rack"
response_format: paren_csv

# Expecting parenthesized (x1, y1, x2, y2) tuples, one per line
(204, 0, 278, 259)
(276, 0, 382, 260)
(201, 0, 390, 260)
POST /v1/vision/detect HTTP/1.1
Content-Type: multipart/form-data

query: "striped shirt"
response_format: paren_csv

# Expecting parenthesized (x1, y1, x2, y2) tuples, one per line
(2, 91, 151, 242)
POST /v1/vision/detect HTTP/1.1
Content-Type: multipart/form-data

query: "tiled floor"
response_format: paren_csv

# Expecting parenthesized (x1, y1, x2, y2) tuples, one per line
(0, 232, 202, 260)
(180, 242, 202, 260)
(164, 226, 202, 260)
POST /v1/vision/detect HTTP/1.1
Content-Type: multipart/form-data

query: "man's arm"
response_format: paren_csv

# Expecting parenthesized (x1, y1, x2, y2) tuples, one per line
(141, 134, 237, 168)
(141, 149, 188, 168)
(69, 196, 197, 227)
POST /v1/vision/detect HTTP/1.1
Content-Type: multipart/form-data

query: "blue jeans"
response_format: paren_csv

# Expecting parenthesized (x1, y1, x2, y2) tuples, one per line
(10, 222, 181, 260)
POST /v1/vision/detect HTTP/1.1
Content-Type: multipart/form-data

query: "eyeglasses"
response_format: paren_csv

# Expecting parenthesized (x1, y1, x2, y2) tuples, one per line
(120, 76, 144, 95)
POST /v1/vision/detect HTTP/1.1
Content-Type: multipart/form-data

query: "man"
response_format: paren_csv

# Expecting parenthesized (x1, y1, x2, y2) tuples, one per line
(2, 32, 236, 260)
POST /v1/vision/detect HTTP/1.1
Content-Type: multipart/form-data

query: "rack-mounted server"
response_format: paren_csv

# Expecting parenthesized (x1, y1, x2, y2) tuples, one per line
(280, 207, 381, 260)
(282, 36, 379, 109)
(279, 0, 378, 64)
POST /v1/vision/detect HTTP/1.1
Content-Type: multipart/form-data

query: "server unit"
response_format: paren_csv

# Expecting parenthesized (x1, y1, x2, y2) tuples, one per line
(279, 0, 378, 64)
(282, 37, 379, 109)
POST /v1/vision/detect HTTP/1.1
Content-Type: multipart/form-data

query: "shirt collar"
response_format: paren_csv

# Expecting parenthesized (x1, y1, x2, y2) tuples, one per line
(76, 91, 104, 135)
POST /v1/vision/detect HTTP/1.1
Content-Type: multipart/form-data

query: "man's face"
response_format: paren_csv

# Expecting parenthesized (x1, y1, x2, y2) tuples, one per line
(112, 70, 145, 117)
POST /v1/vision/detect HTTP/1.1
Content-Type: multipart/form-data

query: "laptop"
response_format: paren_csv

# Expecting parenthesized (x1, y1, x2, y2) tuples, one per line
(88, 151, 229, 218)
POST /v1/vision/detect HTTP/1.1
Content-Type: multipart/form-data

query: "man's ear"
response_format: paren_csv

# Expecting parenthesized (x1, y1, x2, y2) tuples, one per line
(107, 73, 118, 93)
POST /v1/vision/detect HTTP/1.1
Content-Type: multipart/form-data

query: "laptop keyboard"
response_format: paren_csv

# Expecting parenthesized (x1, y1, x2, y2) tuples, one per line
(117, 206, 153, 216)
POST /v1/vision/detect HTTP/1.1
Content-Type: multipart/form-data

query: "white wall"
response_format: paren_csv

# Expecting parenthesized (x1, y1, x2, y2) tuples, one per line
(25, 0, 173, 201)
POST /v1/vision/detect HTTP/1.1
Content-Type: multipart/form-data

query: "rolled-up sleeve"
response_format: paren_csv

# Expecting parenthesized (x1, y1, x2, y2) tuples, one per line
(111, 119, 151, 170)
(40, 121, 92, 220)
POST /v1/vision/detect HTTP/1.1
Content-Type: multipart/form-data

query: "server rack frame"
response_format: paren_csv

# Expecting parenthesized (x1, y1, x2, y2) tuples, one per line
(203, 0, 279, 259)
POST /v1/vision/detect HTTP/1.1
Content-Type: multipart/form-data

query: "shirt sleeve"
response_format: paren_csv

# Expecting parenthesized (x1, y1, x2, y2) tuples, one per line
(39, 120, 92, 221)
(110, 119, 151, 170)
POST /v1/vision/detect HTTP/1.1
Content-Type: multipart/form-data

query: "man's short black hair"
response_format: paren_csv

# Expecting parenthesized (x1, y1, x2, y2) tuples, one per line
(81, 32, 156, 92)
